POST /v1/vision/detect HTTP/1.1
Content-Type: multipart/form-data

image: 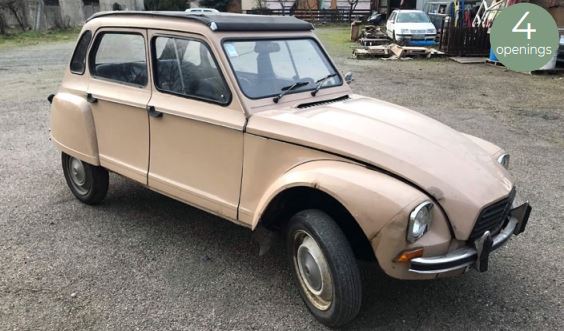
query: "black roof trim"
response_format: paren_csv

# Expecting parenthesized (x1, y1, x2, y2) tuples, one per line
(87, 11, 314, 32)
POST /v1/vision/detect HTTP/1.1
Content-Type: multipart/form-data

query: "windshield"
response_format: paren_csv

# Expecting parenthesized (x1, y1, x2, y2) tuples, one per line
(223, 39, 341, 99)
(396, 12, 431, 23)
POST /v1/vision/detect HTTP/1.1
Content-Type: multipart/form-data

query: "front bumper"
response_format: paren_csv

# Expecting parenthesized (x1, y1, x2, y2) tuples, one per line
(395, 34, 436, 41)
(409, 202, 531, 274)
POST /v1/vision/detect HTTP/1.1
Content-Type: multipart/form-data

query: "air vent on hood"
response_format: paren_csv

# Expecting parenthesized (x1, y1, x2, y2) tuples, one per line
(297, 95, 350, 109)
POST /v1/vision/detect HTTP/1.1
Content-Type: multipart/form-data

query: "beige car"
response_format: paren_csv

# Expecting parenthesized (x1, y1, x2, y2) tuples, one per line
(48, 12, 531, 327)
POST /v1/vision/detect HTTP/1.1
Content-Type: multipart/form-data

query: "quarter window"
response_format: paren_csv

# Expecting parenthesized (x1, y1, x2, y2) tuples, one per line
(70, 30, 92, 74)
(91, 33, 147, 86)
(153, 36, 231, 105)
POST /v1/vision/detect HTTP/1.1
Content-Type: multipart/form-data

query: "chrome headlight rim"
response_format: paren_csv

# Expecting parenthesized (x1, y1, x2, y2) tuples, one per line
(497, 153, 510, 170)
(407, 201, 434, 243)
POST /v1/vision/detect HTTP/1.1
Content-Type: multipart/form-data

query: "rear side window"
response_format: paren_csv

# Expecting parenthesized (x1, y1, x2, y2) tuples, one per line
(90, 33, 147, 86)
(152, 36, 231, 105)
(70, 31, 92, 74)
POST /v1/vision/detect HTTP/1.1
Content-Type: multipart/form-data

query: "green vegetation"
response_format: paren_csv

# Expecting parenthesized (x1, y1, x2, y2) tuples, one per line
(0, 28, 80, 48)
(314, 24, 356, 58)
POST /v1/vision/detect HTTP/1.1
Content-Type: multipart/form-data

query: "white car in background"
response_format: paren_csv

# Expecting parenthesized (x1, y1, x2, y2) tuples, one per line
(386, 10, 437, 45)
(185, 8, 220, 14)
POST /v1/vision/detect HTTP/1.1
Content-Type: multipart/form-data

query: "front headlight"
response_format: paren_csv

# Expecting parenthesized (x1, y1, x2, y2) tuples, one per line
(426, 28, 436, 34)
(398, 28, 410, 34)
(497, 153, 510, 169)
(407, 201, 433, 242)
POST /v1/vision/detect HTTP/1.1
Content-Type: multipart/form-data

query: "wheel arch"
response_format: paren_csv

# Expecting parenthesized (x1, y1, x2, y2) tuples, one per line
(50, 92, 100, 165)
(250, 160, 429, 261)
(259, 185, 377, 261)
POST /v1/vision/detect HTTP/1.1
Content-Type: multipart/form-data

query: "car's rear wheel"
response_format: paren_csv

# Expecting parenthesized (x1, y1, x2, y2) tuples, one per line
(286, 209, 362, 328)
(62, 152, 108, 205)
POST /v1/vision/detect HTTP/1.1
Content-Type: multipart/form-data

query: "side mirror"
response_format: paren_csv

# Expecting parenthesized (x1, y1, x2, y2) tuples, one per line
(344, 72, 353, 84)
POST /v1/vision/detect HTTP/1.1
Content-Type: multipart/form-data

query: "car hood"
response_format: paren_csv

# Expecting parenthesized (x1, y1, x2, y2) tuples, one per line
(246, 95, 513, 240)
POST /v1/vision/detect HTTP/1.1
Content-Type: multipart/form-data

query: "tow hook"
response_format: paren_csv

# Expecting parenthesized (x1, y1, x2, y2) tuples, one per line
(474, 231, 493, 272)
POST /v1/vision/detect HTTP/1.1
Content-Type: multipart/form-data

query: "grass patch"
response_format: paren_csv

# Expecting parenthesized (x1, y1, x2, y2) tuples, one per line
(0, 28, 81, 48)
(313, 24, 357, 58)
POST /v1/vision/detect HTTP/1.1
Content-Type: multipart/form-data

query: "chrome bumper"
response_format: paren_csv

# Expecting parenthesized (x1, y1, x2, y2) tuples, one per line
(409, 202, 531, 274)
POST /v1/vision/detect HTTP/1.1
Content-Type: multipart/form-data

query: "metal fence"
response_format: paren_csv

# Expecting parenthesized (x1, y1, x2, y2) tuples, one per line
(439, 19, 490, 56)
(246, 9, 372, 23)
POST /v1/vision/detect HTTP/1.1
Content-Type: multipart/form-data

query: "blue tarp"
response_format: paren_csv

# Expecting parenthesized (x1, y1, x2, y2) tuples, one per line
(407, 40, 437, 46)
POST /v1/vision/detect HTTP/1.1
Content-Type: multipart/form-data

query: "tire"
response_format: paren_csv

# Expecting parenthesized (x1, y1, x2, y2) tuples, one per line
(286, 209, 362, 328)
(61, 152, 108, 205)
(393, 32, 403, 45)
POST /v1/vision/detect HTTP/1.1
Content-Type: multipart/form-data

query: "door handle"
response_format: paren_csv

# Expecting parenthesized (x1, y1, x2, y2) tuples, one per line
(86, 93, 97, 103)
(147, 105, 163, 118)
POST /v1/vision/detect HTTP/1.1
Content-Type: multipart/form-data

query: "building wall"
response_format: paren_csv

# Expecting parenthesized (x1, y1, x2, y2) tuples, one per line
(99, 0, 145, 11)
(0, 0, 147, 30)
(59, 0, 85, 26)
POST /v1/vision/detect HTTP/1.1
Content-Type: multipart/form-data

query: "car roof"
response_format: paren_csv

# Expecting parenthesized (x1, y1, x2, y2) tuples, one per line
(87, 11, 314, 32)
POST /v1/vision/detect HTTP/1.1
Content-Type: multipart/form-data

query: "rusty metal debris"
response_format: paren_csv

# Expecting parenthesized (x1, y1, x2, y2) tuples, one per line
(353, 43, 444, 59)
(352, 25, 444, 60)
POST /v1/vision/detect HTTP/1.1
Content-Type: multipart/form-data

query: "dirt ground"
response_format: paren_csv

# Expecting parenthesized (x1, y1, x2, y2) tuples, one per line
(0, 29, 563, 330)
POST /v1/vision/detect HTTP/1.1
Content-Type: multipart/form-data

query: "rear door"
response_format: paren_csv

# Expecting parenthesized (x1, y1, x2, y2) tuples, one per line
(87, 29, 151, 184)
(146, 30, 246, 220)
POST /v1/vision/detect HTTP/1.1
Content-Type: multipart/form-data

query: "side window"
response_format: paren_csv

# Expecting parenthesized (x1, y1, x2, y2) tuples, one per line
(90, 33, 147, 86)
(70, 30, 92, 74)
(153, 36, 231, 105)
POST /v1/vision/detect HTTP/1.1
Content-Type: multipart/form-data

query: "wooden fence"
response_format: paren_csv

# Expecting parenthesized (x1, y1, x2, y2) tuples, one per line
(246, 9, 372, 23)
(439, 20, 490, 56)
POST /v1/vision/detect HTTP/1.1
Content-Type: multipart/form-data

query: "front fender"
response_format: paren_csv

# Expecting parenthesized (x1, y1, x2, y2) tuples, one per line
(253, 160, 424, 239)
(50, 92, 99, 165)
(253, 159, 455, 279)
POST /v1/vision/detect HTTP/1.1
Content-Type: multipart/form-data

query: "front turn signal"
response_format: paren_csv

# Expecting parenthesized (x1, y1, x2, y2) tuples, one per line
(394, 248, 424, 262)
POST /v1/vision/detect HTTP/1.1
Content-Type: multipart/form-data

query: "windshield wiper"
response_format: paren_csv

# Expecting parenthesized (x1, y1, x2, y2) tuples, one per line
(311, 73, 338, 96)
(273, 81, 309, 103)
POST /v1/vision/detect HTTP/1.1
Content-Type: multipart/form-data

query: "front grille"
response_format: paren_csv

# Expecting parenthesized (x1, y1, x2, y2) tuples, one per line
(469, 188, 515, 242)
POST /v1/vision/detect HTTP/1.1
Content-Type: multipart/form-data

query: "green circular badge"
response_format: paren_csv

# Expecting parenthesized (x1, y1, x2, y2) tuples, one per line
(490, 3, 559, 72)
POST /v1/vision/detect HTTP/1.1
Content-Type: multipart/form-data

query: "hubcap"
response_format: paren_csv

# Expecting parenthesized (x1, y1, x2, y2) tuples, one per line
(68, 157, 88, 195)
(293, 230, 333, 311)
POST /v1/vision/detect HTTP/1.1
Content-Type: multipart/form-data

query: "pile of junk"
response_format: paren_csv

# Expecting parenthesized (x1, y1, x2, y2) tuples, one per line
(351, 24, 445, 60)
(350, 0, 564, 72)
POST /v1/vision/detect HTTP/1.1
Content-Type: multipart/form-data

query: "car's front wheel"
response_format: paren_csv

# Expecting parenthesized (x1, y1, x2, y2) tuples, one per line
(61, 152, 108, 205)
(286, 209, 362, 328)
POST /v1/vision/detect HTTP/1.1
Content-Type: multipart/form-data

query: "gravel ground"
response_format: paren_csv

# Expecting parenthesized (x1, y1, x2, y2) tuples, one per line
(0, 38, 563, 330)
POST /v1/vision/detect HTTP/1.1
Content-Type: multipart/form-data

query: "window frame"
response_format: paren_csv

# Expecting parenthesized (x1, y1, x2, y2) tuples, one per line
(150, 34, 232, 107)
(88, 31, 149, 88)
(220, 36, 343, 101)
(69, 30, 92, 75)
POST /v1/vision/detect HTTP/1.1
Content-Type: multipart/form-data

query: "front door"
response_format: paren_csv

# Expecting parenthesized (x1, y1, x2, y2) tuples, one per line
(87, 29, 151, 184)
(146, 31, 246, 221)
